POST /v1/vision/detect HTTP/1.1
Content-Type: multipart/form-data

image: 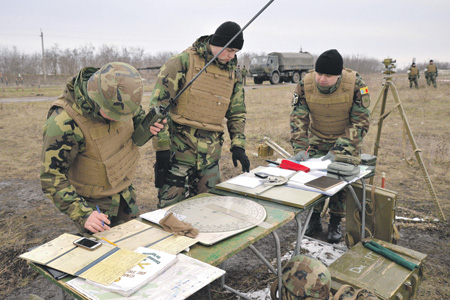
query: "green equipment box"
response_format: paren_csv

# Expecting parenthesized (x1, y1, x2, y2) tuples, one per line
(328, 238, 427, 300)
(345, 183, 398, 247)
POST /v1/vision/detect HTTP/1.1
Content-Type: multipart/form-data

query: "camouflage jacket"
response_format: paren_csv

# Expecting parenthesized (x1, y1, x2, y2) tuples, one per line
(40, 69, 146, 227)
(149, 35, 246, 151)
(290, 73, 371, 156)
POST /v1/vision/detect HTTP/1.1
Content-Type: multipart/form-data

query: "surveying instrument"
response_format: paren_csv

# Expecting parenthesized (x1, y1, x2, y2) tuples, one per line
(370, 58, 445, 221)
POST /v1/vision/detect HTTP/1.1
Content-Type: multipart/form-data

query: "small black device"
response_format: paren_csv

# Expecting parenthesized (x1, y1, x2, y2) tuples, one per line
(254, 172, 268, 179)
(73, 237, 102, 250)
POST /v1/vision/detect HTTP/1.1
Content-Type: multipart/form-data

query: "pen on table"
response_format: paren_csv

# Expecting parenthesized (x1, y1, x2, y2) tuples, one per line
(96, 205, 104, 227)
(304, 146, 311, 160)
(100, 237, 118, 247)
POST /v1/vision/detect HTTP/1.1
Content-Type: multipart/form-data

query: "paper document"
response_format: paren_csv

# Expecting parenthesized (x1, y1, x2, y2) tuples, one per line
(19, 233, 145, 285)
(86, 247, 178, 297)
(67, 254, 226, 300)
(227, 175, 263, 188)
(297, 157, 332, 171)
(256, 166, 296, 177)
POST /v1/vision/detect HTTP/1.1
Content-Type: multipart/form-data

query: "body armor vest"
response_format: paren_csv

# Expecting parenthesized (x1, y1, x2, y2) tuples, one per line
(303, 68, 356, 139)
(410, 67, 418, 76)
(53, 99, 140, 199)
(427, 64, 436, 73)
(170, 47, 235, 132)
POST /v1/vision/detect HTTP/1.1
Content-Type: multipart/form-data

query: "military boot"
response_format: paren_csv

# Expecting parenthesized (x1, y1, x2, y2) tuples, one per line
(327, 215, 342, 244)
(305, 212, 322, 236)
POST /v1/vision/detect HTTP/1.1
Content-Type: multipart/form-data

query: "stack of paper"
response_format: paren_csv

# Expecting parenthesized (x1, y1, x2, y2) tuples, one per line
(67, 254, 226, 300)
(86, 247, 178, 297)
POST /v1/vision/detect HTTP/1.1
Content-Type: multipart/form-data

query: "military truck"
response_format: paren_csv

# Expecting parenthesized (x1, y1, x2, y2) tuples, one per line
(249, 51, 314, 84)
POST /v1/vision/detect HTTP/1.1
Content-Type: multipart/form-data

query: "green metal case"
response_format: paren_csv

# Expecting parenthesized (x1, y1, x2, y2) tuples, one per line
(328, 238, 427, 300)
(345, 183, 398, 247)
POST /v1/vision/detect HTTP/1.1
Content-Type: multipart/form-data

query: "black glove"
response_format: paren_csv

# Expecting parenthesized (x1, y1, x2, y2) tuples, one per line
(154, 150, 171, 188)
(231, 147, 250, 173)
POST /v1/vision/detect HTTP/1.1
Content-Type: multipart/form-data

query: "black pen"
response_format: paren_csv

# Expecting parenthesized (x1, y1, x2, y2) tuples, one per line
(266, 159, 280, 165)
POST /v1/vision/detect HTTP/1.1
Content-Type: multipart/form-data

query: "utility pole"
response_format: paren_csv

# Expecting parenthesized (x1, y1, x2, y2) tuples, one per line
(40, 29, 47, 85)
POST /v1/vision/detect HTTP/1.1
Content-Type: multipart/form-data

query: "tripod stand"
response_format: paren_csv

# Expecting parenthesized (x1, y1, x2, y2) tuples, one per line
(370, 73, 445, 221)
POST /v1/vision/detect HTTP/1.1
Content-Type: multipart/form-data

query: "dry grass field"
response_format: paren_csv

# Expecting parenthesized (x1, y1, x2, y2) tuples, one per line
(0, 73, 449, 299)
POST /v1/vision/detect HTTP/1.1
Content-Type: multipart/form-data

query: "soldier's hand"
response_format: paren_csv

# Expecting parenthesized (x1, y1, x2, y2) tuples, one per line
(321, 151, 335, 162)
(85, 211, 111, 233)
(231, 147, 250, 172)
(290, 150, 310, 162)
(150, 119, 167, 135)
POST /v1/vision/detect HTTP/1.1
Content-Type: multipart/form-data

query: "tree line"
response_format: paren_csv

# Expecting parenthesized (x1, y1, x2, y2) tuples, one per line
(2, 44, 446, 85)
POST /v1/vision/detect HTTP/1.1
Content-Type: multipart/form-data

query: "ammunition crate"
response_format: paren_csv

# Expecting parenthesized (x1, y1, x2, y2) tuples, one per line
(329, 238, 427, 300)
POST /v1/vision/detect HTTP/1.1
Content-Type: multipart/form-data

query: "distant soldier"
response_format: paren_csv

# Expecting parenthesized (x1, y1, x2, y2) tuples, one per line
(290, 49, 371, 244)
(15, 74, 24, 91)
(241, 66, 248, 85)
(40, 62, 164, 235)
(149, 21, 249, 208)
(407, 63, 420, 89)
(235, 64, 242, 82)
(425, 59, 438, 88)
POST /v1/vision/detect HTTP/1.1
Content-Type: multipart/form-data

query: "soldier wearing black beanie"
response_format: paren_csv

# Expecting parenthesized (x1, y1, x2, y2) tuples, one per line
(289, 48, 371, 244)
(210, 21, 244, 50)
(315, 49, 343, 75)
(148, 20, 249, 209)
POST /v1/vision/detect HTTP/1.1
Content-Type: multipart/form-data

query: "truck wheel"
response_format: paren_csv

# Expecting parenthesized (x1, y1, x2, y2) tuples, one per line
(270, 72, 280, 84)
(291, 72, 301, 83)
(254, 77, 263, 84)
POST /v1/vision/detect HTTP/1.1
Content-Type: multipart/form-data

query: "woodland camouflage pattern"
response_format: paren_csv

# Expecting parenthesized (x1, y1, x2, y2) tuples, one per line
(281, 255, 332, 300)
(149, 35, 246, 207)
(290, 73, 370, 216)
(290, 73, 370, 157)
(87, 62, 143, 121)
(40, 66, 146, 232)
(149, 35, 246, 151)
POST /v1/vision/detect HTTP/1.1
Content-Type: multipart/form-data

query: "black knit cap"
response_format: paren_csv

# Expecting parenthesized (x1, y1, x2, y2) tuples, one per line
(315, 49, 343, 75)
(210, 21, 244, 50)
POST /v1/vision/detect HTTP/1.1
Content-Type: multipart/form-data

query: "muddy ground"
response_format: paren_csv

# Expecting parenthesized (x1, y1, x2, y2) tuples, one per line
(1, 177, 449, 300)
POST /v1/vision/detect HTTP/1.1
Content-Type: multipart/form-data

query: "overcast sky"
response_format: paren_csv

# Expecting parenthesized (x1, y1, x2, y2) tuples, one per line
(1, 0, 449, 68)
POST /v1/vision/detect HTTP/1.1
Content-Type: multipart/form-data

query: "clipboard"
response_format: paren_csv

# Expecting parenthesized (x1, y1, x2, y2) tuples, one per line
(304, 176, 345, 191)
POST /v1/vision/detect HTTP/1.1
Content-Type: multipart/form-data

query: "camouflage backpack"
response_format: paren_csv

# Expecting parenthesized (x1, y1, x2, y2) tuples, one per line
(271, 255, 332, 300)
(333, 285, 379, 300)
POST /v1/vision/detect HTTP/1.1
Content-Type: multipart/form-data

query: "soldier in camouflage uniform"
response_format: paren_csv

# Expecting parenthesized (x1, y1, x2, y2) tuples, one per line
(273, 255, 332, 300)
(241, 66, 248, 85)
(289, 49, 371, 243)
(40, 62, 164, 236)
(407, 63, 420, 89)
(149, 21, 250, 208)
(425, 59, 438, 88)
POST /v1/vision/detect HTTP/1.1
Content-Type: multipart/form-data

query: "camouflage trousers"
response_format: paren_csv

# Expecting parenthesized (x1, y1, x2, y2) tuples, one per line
(157, 125, 223, 208)
(76, 185, 139, 236)
(426, 73, 437, 88)
(310, 145, 347, 217)
(409, 76, 419, 88)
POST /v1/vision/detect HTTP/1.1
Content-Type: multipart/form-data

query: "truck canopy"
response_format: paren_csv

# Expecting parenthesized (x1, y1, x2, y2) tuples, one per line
(268, 52, 314, 72)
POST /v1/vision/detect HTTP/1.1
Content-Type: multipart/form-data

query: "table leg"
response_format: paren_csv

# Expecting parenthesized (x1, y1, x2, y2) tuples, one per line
(294, 208, 314, 256)
(219, 230, 283, 300)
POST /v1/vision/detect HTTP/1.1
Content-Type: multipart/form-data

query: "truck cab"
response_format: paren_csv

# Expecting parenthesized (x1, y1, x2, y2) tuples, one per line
(250, 55, 279, 84)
